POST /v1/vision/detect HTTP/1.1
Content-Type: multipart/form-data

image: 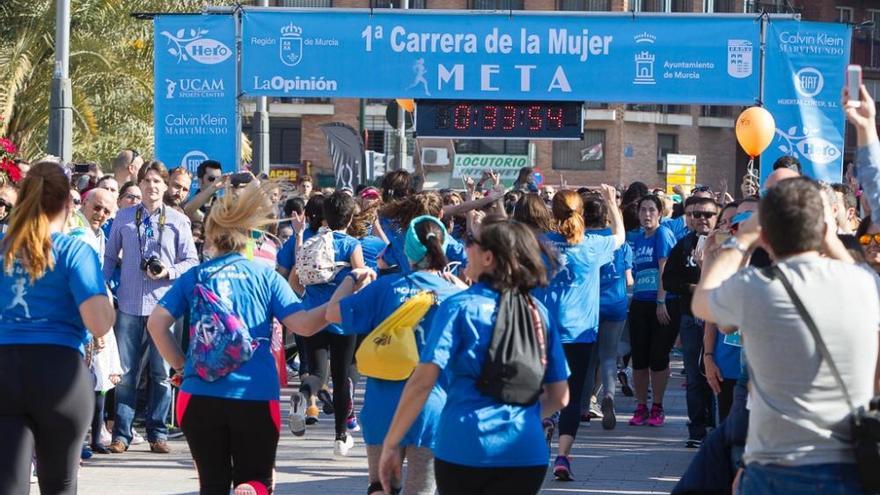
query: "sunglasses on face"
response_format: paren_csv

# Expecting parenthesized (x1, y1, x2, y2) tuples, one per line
(72, 198, 81, 206)
(859, 234, 880, 246)
(688, 211, 716, 220)
(0, 198, 12, 211)
(693, 185, 713, 193)
(123, 193, 142, 202)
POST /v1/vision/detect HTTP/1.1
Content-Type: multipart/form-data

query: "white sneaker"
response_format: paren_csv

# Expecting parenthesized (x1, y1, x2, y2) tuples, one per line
(131, 430, 145, 445)
(333, 433, 355, 457)
(288, 392, 306, 437)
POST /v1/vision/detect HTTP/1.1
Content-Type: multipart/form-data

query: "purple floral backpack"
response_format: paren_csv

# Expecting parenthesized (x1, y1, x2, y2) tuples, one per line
(188, 261, 264, 382)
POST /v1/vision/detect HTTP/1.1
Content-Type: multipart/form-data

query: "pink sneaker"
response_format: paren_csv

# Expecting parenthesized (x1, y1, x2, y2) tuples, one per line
(647, 404, 665, 427)
(628, 404, 649, 426)
(234, 481, 269, 495)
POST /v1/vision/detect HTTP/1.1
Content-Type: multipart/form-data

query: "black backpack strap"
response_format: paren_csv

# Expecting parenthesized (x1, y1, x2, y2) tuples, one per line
(765, 265, 858, 419)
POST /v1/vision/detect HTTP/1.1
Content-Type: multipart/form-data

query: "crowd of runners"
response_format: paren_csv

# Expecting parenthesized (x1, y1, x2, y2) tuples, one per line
(1, 86, 879, 495)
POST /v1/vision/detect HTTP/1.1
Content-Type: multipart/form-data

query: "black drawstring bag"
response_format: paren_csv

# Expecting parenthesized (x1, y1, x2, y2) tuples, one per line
(476, 290, 547, 406)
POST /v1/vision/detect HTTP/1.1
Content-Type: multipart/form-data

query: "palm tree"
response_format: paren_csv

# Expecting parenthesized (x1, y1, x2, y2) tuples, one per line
(0, 0, 235, 167)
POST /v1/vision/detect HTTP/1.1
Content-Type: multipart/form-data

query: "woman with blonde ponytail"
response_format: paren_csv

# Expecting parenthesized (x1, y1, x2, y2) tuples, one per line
(533, 186, 625, 482)
(146, 181, 332, 495)
(0, 162, 115, 495)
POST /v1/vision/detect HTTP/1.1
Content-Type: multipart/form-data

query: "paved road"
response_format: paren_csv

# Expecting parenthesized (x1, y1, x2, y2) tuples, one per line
(67, 362, 695, 495)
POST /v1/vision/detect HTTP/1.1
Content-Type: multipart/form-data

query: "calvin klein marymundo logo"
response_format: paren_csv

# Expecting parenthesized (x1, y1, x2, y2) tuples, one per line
(161, 27, 232, 65)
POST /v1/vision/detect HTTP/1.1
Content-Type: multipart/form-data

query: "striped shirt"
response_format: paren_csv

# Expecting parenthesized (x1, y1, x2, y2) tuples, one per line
(103, 204, 198, 316)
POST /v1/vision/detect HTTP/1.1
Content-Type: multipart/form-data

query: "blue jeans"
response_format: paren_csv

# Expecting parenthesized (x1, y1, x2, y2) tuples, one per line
(679, 314, 714, 440)
(739, 463, 866, 495)
(113, 311, 172, 444)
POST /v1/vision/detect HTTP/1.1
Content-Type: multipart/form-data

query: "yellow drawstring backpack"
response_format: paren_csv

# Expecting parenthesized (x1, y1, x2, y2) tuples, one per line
(355, 291, 436, 381)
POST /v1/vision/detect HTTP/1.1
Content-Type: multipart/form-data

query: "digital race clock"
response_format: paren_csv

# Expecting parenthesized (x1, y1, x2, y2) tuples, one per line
(414, 100, 584, 140)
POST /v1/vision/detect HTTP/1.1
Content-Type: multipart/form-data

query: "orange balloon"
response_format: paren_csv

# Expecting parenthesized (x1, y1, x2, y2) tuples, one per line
(735, 107, 776, 158)
(396, 98, 415, 113)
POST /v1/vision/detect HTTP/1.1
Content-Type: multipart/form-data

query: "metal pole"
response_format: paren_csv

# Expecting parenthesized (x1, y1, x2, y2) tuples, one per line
(396, 0, 409, 171)
(47, 0, 72, 162)
(253, 0, 270, 175)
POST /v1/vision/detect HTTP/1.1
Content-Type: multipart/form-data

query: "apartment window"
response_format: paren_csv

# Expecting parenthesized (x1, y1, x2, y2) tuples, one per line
(746, 1, 799, 14)
(455, 140, 528, 155)
(704, 0, 737, 12)
(627, 103, 688, 114)
(275, 0, 332, 6)
(469, 0, 524, 9)
(670, 0, 692, 12)
(700, 105, 734, 118)
(372, 0, 427, 7)
(636, 0, 667, 12)
(836, 6, 854, 23)
(657, 133, 678, 172)
(557, 0, 610, 10)
(552, 130, 606, 171)
(365, 116, 414, 155)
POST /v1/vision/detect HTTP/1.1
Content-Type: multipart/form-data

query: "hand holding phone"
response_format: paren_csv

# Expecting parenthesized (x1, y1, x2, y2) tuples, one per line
(846, 65, 862, 108)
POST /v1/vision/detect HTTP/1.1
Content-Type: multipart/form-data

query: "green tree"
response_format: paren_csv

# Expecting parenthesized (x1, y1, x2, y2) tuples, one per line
(0, 0, 235, 168)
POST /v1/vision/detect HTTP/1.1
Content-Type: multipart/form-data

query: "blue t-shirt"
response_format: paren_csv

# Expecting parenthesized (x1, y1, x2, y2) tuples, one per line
(533, 231, 616, 344)
(301, 231, 360, 335)
(339, 271, 460, 447)
(358, 235, 388, 272)
(594, 228, 633, 322)
(379, 216, 467, 274)
(276, 228, 317, 272)
(631, 225, 677, 302)
(713, 328, 742, 380)
(422, 283, 570, 468)
(0, 233, 107, 354)
(158, 253, 302, 401)
(661, 215, 690, 242)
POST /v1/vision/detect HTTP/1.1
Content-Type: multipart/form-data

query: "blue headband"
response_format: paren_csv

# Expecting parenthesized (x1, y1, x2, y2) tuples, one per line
(404, 215, 449, 265)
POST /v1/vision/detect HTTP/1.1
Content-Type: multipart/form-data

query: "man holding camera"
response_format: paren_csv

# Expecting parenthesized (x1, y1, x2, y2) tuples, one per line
(103, 161, 198, 454)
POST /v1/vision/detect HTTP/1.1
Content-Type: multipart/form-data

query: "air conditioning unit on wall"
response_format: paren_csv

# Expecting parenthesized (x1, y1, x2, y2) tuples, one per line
(421, 147, 450, 166)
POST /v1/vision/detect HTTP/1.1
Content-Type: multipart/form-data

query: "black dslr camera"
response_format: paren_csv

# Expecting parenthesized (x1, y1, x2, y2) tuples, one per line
(140, 256, 165, 276)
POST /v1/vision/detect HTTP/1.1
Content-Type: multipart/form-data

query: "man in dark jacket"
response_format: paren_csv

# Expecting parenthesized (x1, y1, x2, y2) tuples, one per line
(663, 196, 718, 448)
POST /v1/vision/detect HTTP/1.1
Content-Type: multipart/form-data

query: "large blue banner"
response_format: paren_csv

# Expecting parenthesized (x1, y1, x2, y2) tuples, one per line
(154, 15, 238, 174)
(241, 10, 759, 104)
(761, 20, 851, 184)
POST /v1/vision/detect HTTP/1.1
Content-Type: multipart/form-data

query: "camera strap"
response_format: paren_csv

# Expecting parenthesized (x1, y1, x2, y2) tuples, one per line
(763, 265, 859, 424)
(135, 205, 167, 262)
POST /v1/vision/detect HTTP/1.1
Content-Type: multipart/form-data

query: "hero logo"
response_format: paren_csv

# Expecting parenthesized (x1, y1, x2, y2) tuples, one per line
(180, 150, 210, 174)
(160, 27, 231, 65)
(793, 67, 824, 98)
(775, 125, 842, 166)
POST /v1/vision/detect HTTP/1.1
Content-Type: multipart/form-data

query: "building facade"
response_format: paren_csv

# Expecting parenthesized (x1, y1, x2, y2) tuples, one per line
(242, 0, 879, 190)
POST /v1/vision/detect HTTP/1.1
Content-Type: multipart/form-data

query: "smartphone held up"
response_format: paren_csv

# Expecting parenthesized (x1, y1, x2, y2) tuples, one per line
(846, 64, 862, 108)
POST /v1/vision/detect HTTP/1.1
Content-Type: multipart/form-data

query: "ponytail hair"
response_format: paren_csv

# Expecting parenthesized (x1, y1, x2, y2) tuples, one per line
(304, 194, 326, 234)
(205, 180, 277, 254)
(552, 190, 585, 245)
(413, 219, 448, 271)
(2, 162, 71, 282)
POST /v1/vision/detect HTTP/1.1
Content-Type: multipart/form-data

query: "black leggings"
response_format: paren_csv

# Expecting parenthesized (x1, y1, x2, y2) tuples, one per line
(628, 300, 681, 371)
(434, 459, 547, 495)
(178, 393, 280, 495)
(0, 344, 94, 495)
(558, 342, 595, 438)
(304, 331, 357, 436)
